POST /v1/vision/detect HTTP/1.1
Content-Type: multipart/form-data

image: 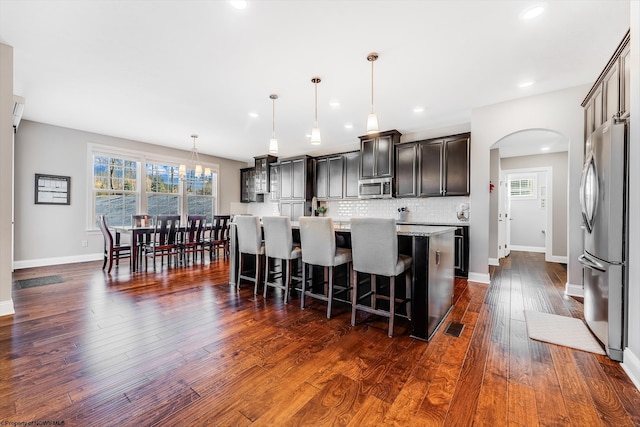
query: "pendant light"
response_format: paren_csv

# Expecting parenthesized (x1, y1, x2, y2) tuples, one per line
(269, 94, 279, 154)
(366, 52, 380, 134)
(310, 77, 321, 145)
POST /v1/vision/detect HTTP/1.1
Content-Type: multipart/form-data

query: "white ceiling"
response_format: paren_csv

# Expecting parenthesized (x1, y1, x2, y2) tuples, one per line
(493, 128, 569, 158)
(0, 0, 630, 163)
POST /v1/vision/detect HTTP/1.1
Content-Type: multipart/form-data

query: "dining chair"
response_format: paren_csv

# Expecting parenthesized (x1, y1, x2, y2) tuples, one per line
(206, 215, 231, 260)
(180, 214, 206, 264)
(97, 215, 131, 273)
(235, 215, 265, 295)
(143, 214, 181, 270)
(298, 216, 352, 318)
(262, 216, 302, 304)
(132, 214, 153, 266)
(350, 217, 412, 337)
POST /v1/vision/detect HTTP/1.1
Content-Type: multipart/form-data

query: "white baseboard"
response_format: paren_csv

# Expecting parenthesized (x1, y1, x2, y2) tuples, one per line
(547, 255, 568, 263)
(13, 253, 102, 270)
(565, 282, 584, 297)
(0, 299, 15, 316)
(468, 272, 490, 284)
(622, 348, 640, 392)
(510, 245, 545, 253)
(488, 258, 500, 266)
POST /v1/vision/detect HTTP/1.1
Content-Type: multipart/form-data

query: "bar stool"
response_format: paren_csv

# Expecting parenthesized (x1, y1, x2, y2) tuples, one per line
(299, 217, 352, 318)
(235, 215, 265, 295)
(350, 217, 412, 337)
(262, 216, 302, 304)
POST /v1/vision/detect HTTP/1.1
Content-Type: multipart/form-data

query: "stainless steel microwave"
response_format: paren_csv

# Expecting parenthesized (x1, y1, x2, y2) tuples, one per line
(358, 178, 393, 199)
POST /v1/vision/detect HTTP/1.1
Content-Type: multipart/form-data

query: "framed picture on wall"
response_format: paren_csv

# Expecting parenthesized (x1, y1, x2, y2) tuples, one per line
(35, 174, 70, 205)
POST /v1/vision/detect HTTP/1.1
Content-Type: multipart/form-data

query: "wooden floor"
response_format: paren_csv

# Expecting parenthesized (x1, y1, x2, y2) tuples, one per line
(2, 251, 639, 426)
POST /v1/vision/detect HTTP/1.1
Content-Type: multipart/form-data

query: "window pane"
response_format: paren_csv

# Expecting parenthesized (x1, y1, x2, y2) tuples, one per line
(188, 195, 214, 222)
(95, 192, 137, 227)
(146, 163, 180, 193)
(148, 194, 180, 216)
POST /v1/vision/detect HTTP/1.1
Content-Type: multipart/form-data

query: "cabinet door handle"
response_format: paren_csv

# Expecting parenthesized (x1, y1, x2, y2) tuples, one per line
(436, 250, 441, 265)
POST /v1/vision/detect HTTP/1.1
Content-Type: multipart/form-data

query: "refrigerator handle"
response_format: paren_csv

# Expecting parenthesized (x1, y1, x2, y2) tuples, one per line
(578, 254, 606, 272)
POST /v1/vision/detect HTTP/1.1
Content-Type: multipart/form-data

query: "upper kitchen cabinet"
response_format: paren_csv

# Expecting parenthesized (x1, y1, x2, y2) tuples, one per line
(279, 155, 314, 201)
(240, 167, 255, 203)
(315, 155, 344, 200)
(344, 151, 360, 199)
(582, 30, 630, 144)
(314, 151, 360, 200)
(254, 155, 277, 194)
(359, 130, 401, 179)
(395, 143, 418, 197)
(418, 133, 470, 197)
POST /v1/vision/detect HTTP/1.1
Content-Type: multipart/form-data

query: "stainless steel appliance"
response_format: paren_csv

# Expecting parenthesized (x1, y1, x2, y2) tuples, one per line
(578, 117, 628, 361)
(358, 177, 393, 199)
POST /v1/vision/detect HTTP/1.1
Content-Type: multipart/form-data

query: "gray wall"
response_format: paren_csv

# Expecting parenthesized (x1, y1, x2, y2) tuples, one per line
(470, 85, 587, 287)
(0, 43, 14, 315)
(502, 151, 568, 257)
(13, 120, 245, 267)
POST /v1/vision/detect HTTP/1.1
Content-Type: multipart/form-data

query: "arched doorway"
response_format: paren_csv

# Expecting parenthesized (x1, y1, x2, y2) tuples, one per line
(489, 128, 570, 263)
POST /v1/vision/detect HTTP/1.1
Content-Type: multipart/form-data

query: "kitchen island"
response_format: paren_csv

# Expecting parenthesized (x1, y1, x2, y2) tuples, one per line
(229, 220, 455, 341)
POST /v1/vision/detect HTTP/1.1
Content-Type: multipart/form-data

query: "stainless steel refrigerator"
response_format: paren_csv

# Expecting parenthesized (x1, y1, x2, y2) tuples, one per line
(578, 117, 628, 361)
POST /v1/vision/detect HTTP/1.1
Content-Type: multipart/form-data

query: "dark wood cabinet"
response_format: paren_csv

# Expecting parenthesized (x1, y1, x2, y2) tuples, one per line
(582, 30, 630, 147)
(454, 226, 469, 278)
(418, 134, 470, 197)
(344, 152, 360, 199)
(359, 130, 400, 180)
(278, 155, 314, 220)
(240, 167, 255, 203)
(315, 155, 346, 200)
(315, 152, 359, 200)
(395, 143, 418, 197)
(254, 155, 277, 194)
(269, 163, 280, 201)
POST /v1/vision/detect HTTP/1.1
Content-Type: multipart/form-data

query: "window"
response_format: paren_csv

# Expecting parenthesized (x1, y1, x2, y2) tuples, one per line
(90, 145, 219, 229)
(509, 175, 536, 199)
(186, 170, 217, 222)
(146, 162, 180, 216)
(93, 154, 138, 227)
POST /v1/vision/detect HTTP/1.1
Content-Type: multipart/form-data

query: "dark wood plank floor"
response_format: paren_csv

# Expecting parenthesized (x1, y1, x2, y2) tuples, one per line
(2, 251, 639, 426)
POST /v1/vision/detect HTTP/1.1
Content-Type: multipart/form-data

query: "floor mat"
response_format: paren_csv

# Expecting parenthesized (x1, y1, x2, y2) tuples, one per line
(524, 310, 605, 355)
(15, 275, 64, 289)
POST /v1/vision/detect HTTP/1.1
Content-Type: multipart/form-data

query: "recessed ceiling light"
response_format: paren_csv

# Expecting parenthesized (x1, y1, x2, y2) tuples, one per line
(229, 1, 248, 10)
(541, 146, 550, 151)
(518, 80, 535, 88)
(248, 112, 258, 118)
(413, 106, 425, 113)
(520, 4, 545, 20)
(329, 100, 341, 108)
(344, 123, 353, 129)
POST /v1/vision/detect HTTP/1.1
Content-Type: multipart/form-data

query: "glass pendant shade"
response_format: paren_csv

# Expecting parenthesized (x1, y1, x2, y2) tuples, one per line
(204, 167, 211, 176)
(269, 137, 278, 153)
(310, 125, 321, 145)
(366, 113, 379, 134)
(179, 164, 186, 178)
(195, 164, 203, 176)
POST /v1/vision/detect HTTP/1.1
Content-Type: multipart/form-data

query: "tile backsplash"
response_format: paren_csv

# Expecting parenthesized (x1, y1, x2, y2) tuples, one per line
(247, 196, 470, 225)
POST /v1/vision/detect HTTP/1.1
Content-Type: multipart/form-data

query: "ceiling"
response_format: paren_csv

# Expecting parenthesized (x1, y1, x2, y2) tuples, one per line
(493, 128, 569, 158)
(0, 0, 630, 163)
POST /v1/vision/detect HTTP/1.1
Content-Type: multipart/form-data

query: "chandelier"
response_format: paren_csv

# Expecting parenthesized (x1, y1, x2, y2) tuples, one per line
(179, 134, 210, 180)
